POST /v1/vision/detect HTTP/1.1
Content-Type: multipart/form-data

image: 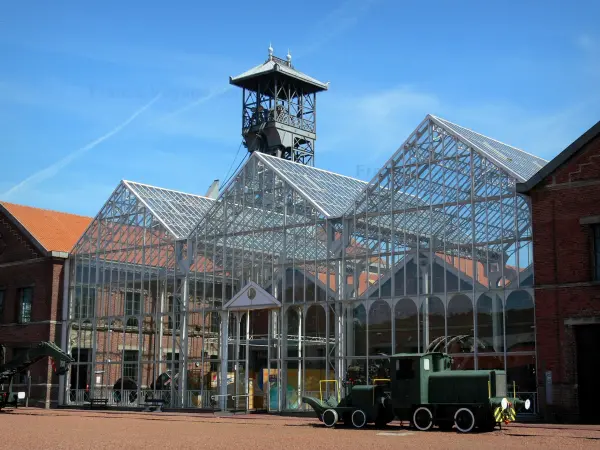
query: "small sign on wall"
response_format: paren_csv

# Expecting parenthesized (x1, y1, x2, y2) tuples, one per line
(545, 371, 553, 405)
(96, 375, 101, 385)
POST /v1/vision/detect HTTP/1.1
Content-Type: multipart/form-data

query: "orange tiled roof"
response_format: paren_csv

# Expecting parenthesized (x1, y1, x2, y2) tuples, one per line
(0, 201, 93, 253)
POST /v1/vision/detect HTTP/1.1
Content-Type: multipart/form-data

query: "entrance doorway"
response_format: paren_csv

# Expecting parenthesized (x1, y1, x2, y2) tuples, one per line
(222, 281, 282, 413)
(69, 348, 90, 403)
(228, 309, 270, 412)
(575, 324, 600, 423)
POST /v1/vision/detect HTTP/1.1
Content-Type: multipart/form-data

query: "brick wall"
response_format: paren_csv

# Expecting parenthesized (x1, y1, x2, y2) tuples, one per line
(66, 324, 213, 392)
(529, 131, 600, 422)
(0, 209, 65, 409)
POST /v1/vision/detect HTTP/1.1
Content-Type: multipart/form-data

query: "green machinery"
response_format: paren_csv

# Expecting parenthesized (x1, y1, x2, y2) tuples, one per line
(302, 352, 532, 433)
(0, 341, 74, 410)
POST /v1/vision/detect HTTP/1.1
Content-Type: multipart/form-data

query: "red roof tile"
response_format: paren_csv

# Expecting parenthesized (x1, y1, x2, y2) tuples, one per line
(0, 201, 93, 253)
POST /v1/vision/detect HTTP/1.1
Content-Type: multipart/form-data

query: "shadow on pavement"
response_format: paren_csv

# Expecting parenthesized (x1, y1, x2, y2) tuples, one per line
(508, 433, 600, 441)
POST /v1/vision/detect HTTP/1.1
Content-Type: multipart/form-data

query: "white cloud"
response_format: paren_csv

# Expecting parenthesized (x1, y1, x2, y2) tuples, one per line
(576, 34, 596, 52)
(574, 33, 600, 79)
(293, 0, 382, 61)
(318, 85, 441, 158)
(317, 84, 600, 171)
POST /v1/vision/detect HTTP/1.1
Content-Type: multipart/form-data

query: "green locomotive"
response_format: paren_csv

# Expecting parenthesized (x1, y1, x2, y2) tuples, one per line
(302, 352, 531, 433)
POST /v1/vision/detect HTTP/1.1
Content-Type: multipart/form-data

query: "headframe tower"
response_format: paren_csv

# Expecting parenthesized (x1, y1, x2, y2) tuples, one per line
(229, 46, 329, 166)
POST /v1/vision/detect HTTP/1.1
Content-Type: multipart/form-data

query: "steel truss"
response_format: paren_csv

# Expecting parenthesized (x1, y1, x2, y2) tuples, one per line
(66, 114, 545, 412)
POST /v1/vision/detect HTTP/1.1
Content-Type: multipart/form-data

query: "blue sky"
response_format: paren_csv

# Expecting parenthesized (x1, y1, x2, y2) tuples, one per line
(1, 0, 599, 217)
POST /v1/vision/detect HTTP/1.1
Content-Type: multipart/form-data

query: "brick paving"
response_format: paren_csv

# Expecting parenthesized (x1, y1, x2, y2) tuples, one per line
(0, 409, 599, 450)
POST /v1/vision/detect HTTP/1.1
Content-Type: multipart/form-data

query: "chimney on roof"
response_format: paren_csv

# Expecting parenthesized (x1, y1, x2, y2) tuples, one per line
(205, 179, 220, 199)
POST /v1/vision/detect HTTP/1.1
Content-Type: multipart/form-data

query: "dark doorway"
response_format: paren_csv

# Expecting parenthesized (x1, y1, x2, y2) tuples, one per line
(575, 324, 600, 423)
(70, 348, 90, 390)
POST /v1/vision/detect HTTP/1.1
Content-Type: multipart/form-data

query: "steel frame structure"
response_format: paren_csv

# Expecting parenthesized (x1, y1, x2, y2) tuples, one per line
(64, 114, 547, 413)
(230, 49, 328, 167)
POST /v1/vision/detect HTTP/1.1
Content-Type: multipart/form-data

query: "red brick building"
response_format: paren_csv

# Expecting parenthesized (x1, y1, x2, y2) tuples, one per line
(0, 201, 92, 408)
(517, 120, 600, 423)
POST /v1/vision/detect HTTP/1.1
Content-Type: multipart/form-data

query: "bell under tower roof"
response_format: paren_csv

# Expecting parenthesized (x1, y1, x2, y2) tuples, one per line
(229, 47, 329, 94)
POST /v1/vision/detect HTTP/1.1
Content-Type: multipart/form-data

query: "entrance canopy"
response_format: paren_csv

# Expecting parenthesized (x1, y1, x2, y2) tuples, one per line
(224, 281, 282, 311)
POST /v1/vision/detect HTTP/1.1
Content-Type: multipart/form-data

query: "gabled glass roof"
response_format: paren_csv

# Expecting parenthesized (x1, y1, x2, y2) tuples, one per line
(430, 115, 548, 183)
(124, 180, 215, 239)
(344, 115, 532, 262)
(256, 153, 367, 218)
(190, 154, 339, 274)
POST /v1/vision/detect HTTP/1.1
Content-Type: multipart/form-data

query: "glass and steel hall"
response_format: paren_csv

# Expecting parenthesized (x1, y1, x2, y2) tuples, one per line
(63, 112, 547, 412)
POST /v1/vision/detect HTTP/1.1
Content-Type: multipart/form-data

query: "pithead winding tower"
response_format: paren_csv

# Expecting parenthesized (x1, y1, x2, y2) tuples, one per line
(229, 45, 329, 166)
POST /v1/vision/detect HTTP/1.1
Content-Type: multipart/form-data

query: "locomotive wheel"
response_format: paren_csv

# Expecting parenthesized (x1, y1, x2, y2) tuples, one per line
(351, 409, 367, 429)
(322, 409, 339, 428)
(413, 406, 434, 431)
(454, 407, 476, 433)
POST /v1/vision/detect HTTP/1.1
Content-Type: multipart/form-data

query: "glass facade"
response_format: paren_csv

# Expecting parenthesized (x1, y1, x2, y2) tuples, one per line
(64, 115, 543, 412)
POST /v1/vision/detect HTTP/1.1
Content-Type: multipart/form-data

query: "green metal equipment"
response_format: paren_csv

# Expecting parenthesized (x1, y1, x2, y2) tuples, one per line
(302, 352, 531, 432)
(303, 383, 395, 429)
(0, 341, 74, 410)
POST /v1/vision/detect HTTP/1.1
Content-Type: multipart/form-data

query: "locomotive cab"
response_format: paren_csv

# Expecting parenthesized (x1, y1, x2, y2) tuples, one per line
(389, 352, 451, 420)
(389, 352, 529, 432)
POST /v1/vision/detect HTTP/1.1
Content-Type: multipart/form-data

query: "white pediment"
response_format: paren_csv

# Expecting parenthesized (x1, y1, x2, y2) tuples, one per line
(224, 281, 282, 311)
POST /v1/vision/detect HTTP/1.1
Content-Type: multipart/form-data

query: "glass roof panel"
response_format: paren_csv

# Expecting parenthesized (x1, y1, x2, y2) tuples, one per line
(430, 115, 548, 182)
(344, 116, 533, 260)
(124, 180, 215, 239)
(256, 153, 368, 218)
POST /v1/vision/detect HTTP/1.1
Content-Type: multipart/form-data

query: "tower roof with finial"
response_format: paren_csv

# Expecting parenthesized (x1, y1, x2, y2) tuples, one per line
(229, 46, 329, 94)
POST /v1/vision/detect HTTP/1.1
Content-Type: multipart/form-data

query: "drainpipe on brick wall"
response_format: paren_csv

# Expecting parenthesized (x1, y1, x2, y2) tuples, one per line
(551, 199, 560, 419)
(58, 257, 70, 406)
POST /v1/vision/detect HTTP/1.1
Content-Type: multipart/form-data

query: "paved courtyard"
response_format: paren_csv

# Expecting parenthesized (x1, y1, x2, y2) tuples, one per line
(0, 409, 599, 449)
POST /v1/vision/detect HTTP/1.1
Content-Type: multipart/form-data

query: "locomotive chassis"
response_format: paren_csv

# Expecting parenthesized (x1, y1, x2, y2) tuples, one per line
(302, 352, 530, 433)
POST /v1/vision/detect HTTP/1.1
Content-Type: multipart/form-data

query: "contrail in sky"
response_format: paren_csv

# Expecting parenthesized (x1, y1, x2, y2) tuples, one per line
(159, 85, 232, 122)
(2, 92, 162, 199)
(160, 0, 380, 121)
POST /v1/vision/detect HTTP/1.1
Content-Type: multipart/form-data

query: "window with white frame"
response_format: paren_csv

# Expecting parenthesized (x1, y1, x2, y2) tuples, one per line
(74, 287, 96, 319)
(123, 350, 139, 382)
(18, 287, 33, 323)
(166, 351, 180, 374)
(125, 292, 141, 326)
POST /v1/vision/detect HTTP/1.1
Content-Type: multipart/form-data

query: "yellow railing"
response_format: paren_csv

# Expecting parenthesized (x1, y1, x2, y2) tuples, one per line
(319, 380, 340, 403)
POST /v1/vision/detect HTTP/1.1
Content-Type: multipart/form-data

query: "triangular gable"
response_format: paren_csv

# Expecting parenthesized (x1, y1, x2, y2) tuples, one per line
(256, 153, 367, 218)
(362, 252, 488, 299)
(73, 180, 216, 252)
(429, 115, 547, 183)
(224, 281, 282, 311)
(124, 180, 215, 240)
(340, 114, 534, 263)
(342, 114, 545, 219)
(0, 201, 92, 255)
(0, 208, 43, 261)
(71, 180, 225, 275)
(188, 153, 344, 265)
